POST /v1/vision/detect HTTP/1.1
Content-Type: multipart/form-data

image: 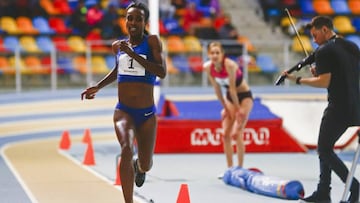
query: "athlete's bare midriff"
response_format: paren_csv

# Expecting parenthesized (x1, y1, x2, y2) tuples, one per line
(118, 82, 154, 108)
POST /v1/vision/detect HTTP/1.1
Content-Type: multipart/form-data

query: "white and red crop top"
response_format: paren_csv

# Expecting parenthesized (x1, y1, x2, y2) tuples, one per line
(209, 58, 243, 88)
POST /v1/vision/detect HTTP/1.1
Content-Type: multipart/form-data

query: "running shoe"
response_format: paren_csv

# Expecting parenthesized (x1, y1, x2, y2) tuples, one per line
(133, 158, 146, 187)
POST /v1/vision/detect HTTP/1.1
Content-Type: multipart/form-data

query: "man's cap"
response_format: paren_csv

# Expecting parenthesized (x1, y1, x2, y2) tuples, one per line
(304, 16, 333, 30)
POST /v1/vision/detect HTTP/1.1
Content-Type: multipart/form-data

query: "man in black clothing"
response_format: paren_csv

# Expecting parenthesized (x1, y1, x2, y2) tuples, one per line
(282, 16, 360, 203)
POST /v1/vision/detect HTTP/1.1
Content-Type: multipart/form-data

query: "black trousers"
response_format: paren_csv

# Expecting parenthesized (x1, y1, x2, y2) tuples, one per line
(317, 106, 353, 191)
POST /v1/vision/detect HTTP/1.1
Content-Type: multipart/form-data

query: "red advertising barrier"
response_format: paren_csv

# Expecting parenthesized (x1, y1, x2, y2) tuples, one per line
(155, 118, 307, 153)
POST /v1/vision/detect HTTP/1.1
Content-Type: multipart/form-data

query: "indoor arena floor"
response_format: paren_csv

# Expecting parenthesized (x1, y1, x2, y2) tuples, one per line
(1, 87, 359, 203)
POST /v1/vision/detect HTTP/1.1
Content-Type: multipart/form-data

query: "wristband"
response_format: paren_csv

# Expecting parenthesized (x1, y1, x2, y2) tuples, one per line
(296, 77, 302, 85)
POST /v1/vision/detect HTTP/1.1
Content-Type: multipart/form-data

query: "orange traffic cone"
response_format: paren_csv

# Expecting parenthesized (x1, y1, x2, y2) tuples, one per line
(83, 142, 95, 165)
(59, 130, 71, 150)
(114, 157, 121, 185)
(176, 184, 190, 203)
(82, 128, 92, 144)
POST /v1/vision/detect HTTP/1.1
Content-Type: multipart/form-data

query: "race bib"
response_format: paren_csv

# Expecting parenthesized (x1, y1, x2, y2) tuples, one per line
(118, 54, 146, 76)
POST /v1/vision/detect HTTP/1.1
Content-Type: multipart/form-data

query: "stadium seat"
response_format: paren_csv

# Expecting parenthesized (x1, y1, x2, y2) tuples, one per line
(67, 36, 87, 52)
(85, 29, 110, 52)
(19, 36, 42, 53)
(237, 36, 256, 53)
(333, 16, 356, 34)
(8, 56, 28, 74)
(0, 56, 13, 74)
(159, 20, 169, 35)
(352, 17, 360, 32)
(188, 55, 203, 73)
(345, 35, 360, 48)
(331, 0, 351, 14)
(48, 17, 72, 34)
(300, 0, 316, 15)
(72, 55, 87, 74)
(165, 56, 179, 74)
(16, 16, 39, 35)
(183, 35, 202, 53)
(0, 38, 10, 52)
(3, 36, 20, 52)
(291, 35, 313, 53)
(40, 0, 60, 15)
(166, 35, 186, 54)
(57, 56, 75, 74)
(53, 0, 72, 15)
(40, 56, 53, 73)
(36, 36, 54, 52)
(91, 56, 109, 74)
(52, 36, 71, 52)
(105, 55, 116, 69)
(24, 56, 48, 74)
(349, 0, 360, 15)
(255, 54, 279, 73)
(118, 17, 128, 35)
(171, 55, 190, 72)
(32, 16, 55, 34)
(0, 16, 20, 34)
(313, 0, 334, 15)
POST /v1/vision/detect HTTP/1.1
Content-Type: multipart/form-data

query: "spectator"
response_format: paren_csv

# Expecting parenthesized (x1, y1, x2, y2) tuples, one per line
(0, 0, 16, 18)
(69, 0, 88, 36)
(171, 0, 187, 10)
(86, 2, 104, 30)
(182, 2, 203, 34)
(160, 0, 176, 19)
(101, 3, 123, 39)
(218, 13, 239, 40)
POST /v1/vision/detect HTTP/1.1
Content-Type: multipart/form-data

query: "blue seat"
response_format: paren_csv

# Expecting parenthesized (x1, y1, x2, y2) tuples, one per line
(345, 35, 360, 49)
(3, 36, 20, 52)
(300, 0, 315, 15)
(36, 36, 54, 52)
(57, 57, 75, 74)
(352, 17, 360, 32)
(32, 16, 55, 34)
(256, 54, 278, 73)
(171, 55, 190, 72)
(105, 55, 116, 70)
(331, 0, 351, 14)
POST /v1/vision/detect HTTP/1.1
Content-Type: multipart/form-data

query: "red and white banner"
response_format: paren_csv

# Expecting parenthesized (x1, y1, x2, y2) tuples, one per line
(155, 118, 307, 153)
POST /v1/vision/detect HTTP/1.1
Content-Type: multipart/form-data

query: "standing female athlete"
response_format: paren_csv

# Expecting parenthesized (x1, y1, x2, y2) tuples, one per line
(81, 2, 166, 203)
(203, 41, 253, 173)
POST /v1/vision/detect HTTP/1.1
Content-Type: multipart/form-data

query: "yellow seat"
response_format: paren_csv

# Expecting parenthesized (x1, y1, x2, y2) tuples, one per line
(183, 35, 202, 53)
(333, 16, 356, 34)
(91, 56, 109, 74)
(1, 16, 20, 34)
(68, 36, 87, 52)
(291, 35, 313, 53)
(19, 36, 41, 53)
(8, 56, 29, 74)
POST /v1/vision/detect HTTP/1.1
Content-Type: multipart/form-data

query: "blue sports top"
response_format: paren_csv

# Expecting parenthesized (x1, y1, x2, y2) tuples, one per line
(116, 35, 156, 85)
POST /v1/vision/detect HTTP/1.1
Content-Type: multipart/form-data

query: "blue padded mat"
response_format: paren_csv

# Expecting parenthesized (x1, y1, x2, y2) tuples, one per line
(166, 98, 279, 120)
